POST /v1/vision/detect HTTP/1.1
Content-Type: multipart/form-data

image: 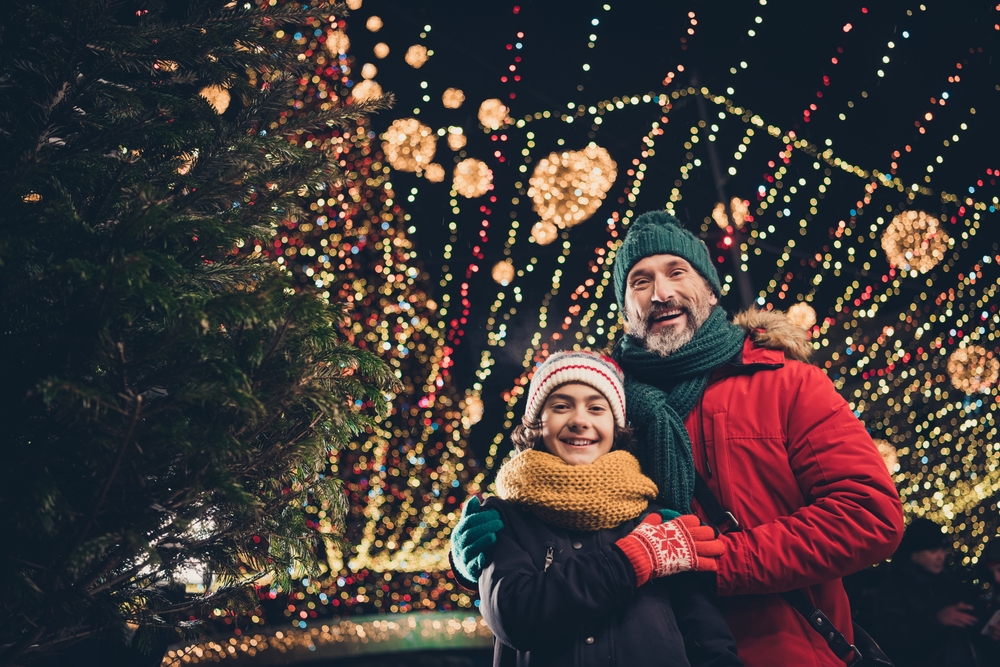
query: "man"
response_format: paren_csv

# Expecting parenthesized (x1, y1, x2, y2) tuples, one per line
(871, 519, 988, 666)
(451, 210, 904, 665)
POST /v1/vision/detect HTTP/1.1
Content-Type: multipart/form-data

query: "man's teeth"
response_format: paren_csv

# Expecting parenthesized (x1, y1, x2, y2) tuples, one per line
(653, 309, 682, 321)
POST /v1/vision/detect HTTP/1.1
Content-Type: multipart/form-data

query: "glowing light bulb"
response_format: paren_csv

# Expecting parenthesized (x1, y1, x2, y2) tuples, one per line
(528, 145, 617, 229)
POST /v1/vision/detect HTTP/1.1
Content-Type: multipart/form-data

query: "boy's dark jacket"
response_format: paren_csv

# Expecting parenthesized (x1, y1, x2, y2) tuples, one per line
(479, 495, 742, 667)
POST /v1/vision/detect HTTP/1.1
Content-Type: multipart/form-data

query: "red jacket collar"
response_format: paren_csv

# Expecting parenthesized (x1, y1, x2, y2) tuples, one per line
(740, 334, 786, 367)
(709, 335, 784, 383)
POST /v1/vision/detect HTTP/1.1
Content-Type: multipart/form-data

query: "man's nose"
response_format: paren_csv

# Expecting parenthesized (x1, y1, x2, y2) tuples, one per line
(650, 274, 676, 302)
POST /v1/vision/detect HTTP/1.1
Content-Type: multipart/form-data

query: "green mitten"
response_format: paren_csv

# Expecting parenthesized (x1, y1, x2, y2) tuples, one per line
(450, 496, 505, 583)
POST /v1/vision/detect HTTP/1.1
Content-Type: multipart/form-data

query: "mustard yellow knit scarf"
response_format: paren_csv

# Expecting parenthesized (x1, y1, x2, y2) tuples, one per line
(494, 449, 659, 532)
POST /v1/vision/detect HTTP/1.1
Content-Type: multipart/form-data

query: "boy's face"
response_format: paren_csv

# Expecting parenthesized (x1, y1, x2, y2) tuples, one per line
(539, 382, 615, 466)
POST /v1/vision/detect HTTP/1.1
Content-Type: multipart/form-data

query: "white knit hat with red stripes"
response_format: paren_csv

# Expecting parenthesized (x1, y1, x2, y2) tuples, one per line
(523, 350, 627, 428)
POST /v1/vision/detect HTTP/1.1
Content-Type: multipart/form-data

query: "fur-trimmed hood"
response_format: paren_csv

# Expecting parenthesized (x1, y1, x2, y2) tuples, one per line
(733, 307, 812, 363)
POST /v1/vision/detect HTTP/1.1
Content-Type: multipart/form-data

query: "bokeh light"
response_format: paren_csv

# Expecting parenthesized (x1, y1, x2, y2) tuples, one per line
(442, 88, 465, 109)
(947, 345, 1000, 394)
(453, 158, 492, 198)
(404, 44, 428, 68)
(528, 145, 617, 229)
(197, 85, 230, 114)
(380, 118, 436, 172)
(881, 210, 950, 274)
(477, 98, 509, 131)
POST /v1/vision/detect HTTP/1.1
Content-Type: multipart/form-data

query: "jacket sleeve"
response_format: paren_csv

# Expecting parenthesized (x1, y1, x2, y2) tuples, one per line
(670, 574, 743, 667)
(717, 363, 904, 596)
(478, 514, 637, 651)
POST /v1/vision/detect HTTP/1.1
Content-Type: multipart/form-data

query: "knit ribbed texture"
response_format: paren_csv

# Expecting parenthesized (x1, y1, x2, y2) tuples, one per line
(495, 449, 658, 532)
(613, 210, 721, 306)
(613, 307, 747, 513)
(523, 350, 627, 428)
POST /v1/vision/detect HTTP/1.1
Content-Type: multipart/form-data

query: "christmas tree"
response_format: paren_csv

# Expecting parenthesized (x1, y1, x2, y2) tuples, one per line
(0, 0, 393, 662)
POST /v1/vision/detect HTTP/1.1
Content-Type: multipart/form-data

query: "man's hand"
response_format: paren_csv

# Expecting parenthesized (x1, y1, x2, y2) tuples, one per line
(615, 513, 724, 586)
(450, 496, 504, 584)
(936, 602, 978, 628)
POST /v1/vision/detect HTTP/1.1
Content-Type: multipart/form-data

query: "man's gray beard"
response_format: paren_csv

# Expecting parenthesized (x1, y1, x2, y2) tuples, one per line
(630, 300, 716, 357)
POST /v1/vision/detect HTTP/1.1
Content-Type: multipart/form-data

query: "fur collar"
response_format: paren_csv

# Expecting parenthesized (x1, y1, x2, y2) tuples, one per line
(732, 308, 812, 363)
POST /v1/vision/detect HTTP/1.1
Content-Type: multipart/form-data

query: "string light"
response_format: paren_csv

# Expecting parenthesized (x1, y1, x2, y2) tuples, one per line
(373, 42, 389, 58)
(404, 44, 429, 68)
(452, 158, 492, 198)
(442, 88, 465, 109)
(947, 345, 999, 394)
(530, 220, 559, 246)
(446, 127, 466, 151)
(325, 30, 350, 55)
(162, 613, 492, 665)
(423, 163, 445, 183)
(528, 145, 617, 229)
(492, 260, 515, 286)
(712, 202, 729, 228)
(197, 85, 230, 114)
(175, 150, 198, 175)
(352, 79, 382, 102)
(881, 210, 950, 273)
(380, 118, 436, 172)
(875, 439, 900, 475)
(477, 98, 509, 131)
(786, 302, 817, 330)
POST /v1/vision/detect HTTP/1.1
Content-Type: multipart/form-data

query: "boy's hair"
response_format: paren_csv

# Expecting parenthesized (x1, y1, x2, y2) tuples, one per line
(511, 419, 634, 454)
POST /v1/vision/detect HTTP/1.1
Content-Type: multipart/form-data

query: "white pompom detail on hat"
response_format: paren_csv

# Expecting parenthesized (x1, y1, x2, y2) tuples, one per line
(523, 351, 627, 428)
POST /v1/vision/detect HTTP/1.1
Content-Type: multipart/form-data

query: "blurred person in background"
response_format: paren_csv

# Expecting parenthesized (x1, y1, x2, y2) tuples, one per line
(871, 518, 986, 667)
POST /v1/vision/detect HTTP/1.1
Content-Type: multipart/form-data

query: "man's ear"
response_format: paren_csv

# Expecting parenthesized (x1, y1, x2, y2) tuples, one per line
(709, 291, 718, 307)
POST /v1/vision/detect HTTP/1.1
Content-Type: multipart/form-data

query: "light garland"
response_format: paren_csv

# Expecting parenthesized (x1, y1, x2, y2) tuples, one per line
(947, 345, 999, 394)
(881, 210, 950, 274)
(528, 145, 617, 230)
(477, 98, 509, 131)
(452, 158, 492, 198)
(217, 3, 1000, 643)
(380, 118, 436, 172)
(161, 612, 492, 665)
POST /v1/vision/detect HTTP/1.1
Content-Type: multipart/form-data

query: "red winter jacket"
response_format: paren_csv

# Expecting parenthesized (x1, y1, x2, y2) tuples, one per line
(687, 310, 904, 666)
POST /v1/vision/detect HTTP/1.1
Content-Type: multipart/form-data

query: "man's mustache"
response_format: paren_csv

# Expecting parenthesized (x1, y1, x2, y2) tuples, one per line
(643, 299, 692, 327)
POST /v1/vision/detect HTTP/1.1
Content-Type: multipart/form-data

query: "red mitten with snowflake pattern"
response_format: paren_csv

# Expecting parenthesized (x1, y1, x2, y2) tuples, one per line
(615, 514, 724, 586)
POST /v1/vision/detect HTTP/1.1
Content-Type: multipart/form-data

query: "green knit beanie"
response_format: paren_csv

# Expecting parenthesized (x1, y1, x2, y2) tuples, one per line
(613, 210, 721, 307)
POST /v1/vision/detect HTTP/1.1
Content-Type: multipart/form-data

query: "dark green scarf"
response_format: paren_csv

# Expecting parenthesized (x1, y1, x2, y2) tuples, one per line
(613, 307, 747, 513)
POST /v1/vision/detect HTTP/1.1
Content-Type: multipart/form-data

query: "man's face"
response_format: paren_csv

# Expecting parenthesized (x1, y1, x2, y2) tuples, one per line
(623, 254, 718, 356)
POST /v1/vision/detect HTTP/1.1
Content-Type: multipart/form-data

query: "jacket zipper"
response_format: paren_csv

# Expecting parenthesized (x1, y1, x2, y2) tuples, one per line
(699, 401, 712, 477)
(543, 546, 554, 572)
